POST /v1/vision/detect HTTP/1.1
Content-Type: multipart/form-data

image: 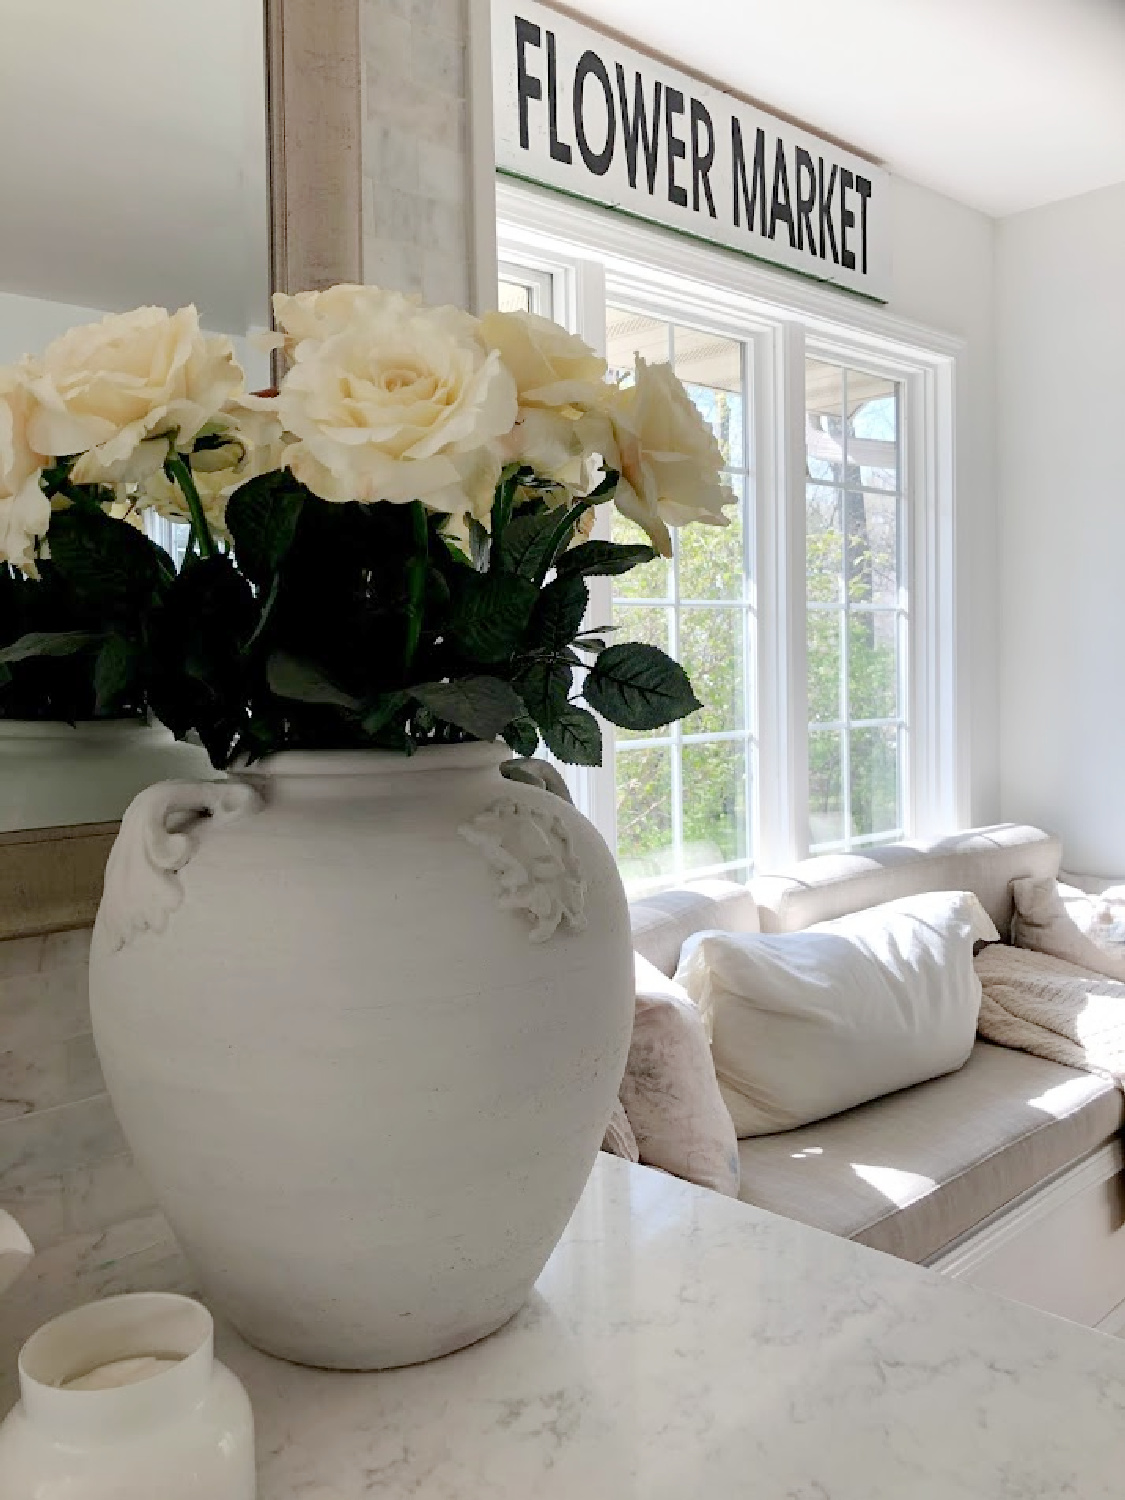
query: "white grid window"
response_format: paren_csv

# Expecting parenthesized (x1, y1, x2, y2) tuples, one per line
(497, 185, 962, 876)
(608, 307, 756, 890)
(498, 262, 555, 317)
(805, 358, 907, 853)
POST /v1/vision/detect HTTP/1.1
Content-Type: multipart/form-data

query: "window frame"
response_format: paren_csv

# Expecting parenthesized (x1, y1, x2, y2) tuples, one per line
(497, 179, 964, 873)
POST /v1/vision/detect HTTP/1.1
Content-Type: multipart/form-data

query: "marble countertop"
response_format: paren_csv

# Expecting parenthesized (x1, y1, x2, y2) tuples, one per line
(4, 1154, 1125, 1497)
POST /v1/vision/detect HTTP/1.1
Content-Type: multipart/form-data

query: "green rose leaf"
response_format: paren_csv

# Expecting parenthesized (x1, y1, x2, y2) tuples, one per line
(0, 630, 104, 665)
(93, 635, 140, 715)
(145, 554, 258, 764)
(513, 658, 572, 728)
(411, 676, 527, 742)
(526, 574, 589, 654)
(555, 540, 657, 579)
(266, 652, 361, 710)
(225, 472, 306, 587)
(584, 642, 702, 731)
(450, 572, 538, 663)
(48, 506, 173, 614)
(543, 706, 603, 765)
(502, 715, 540, 758)
(497, 510, 563, 581)
(361, 690, 410, 738)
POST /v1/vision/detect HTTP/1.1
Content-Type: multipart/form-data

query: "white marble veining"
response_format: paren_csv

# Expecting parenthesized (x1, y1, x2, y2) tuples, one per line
(4, 1155, 1125, 1497)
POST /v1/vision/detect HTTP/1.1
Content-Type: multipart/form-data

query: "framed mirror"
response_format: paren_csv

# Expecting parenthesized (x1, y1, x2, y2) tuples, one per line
(0, 0, 362, 865)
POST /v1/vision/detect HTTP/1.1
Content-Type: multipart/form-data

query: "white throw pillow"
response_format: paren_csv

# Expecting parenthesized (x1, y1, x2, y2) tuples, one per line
(1011, 877, 1125, 983)
(675, 891, 998, 1138)
(618, 954, 740, 1197)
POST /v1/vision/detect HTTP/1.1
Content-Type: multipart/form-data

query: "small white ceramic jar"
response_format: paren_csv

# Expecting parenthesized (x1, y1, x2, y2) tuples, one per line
(0, 1292, 255, 1499)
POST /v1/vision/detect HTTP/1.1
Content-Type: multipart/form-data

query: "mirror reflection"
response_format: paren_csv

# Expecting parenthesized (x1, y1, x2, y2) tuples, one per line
(0, 0, 272, 832)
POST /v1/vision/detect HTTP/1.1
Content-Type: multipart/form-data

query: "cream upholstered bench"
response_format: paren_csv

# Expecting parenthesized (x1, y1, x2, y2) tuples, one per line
(628, 825, 1125, 1332)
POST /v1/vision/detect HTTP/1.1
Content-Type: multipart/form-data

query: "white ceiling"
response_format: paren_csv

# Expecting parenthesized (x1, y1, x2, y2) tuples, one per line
(0, 0, 269, 336)
(563, 0, 1125, 217)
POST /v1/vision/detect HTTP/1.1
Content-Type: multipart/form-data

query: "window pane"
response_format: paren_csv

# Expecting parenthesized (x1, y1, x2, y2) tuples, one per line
(678, 475, 744, 600)
(806, 359, 844, 483)
(616, 746, 674, 878)
(611, 511, 670, 599)
(674, 325, 744, 466)
(682, 740, 748, 869)
(613, 603, 669, 653)
(679, 607, 744, 736)
(807, 483, 843, 604)
(806, 356, 906, 855)
(848, 612, 898, 721)
(606, 306, 668, 383)
(613, 603, 671, 742)
(808, 730, 845, 846)
(846, 490, 898, 608)
(807, 610, 841, 723)
(497, 278, 533, 314)
(847, 373, 898, 491)
(850, 726, 901, 840)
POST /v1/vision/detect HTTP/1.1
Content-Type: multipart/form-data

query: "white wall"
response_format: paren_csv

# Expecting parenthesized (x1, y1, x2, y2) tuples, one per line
(0, 292, 108, 365)
(882, 177, 1000, 828)
(997, 182, 1125, 872)
(0, 291, 271, 391)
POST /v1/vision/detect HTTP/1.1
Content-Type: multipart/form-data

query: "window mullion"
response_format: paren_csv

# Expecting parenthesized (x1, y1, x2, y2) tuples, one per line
(755, 321, 808, 868)
(667, 322, 686, 881)
(840, 367, 852, 846)
(742, 340, 757, 872)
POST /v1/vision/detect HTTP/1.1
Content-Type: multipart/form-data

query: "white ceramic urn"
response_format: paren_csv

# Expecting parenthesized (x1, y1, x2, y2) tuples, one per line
(88, 743, 634, 1370)
(0, 719, 215, 833)
(0, 1293, 255, 1499)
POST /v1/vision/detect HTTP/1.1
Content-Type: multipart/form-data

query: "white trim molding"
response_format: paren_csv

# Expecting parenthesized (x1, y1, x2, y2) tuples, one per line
(930, 1141, 1125, 1333)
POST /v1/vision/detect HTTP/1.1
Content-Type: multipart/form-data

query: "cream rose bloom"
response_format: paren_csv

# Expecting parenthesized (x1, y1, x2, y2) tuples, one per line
(26, 306, 244, 486)
(277, 295, 517, 518)
(0, 366, 50, 577)
(134, 398, 287, 542)
(268, 284, 421, 357)
(605, 358, 735, 556)
(479, 310, 609, 490)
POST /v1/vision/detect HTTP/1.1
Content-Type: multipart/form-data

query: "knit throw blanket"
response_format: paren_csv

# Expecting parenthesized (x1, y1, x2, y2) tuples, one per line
(975, 943, 1125, 1088)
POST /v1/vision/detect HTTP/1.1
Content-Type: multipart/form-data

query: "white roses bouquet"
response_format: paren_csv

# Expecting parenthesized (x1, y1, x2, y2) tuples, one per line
(0, 285, 733, 763)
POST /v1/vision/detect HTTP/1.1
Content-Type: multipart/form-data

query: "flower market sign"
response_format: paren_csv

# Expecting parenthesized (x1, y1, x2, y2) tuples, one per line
(492, 0, 892, 302)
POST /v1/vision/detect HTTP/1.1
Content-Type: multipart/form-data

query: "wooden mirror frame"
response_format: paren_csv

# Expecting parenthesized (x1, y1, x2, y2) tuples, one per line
(265, 0, 363, 297)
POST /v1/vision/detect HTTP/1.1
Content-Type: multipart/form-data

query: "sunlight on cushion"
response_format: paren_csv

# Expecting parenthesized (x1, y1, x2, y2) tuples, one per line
(1027, 1077, 1105, 1118)
(851, 1163, 937, 1208)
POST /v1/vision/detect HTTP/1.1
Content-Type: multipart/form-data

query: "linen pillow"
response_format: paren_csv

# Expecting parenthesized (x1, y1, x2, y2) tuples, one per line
(675, 891, 999, 1138)
(1011, 876, 1125, 984)
(601, 1099, 639, 1162)
(617, 954, 740, 1197)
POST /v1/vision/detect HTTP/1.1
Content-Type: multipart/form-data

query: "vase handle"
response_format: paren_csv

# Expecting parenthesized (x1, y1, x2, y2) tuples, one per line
(499, 756, 575, 804)
(98, 779, 262, 952)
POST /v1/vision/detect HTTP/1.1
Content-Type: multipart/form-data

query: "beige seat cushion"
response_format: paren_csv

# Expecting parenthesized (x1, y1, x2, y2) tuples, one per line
(737, 1040, 1123, 1263)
